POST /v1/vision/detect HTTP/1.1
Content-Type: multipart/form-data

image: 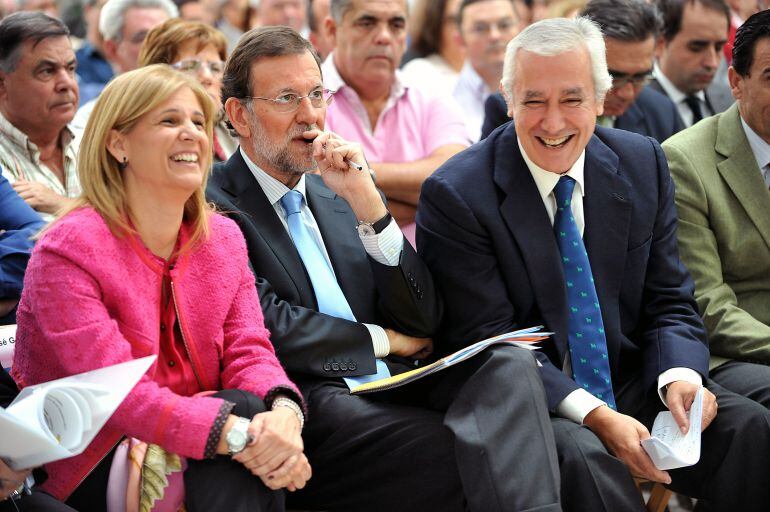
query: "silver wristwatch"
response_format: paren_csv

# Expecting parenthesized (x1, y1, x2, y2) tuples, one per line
(225, 417, 253, 455)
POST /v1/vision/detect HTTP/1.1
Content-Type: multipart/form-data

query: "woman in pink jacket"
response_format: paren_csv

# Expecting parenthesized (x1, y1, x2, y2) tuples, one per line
(12, 64, 310, 512)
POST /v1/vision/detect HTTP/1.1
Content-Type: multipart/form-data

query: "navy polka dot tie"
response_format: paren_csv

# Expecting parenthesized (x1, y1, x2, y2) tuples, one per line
(553, 176, 616, 409)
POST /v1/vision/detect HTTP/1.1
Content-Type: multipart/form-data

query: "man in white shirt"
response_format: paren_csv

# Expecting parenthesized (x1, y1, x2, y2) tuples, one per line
(419, 16, 770, 511)
(651, 0, 733, 127)
(663, 9, 770, 408)
(453, 0, 520, 141)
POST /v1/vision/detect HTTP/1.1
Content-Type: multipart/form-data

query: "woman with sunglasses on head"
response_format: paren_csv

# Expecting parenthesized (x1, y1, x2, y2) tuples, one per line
(139, 18, 238, 162)
(11, 65, 309, 512)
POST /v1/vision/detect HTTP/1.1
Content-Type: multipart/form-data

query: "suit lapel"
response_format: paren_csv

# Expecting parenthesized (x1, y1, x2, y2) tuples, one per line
(305, 176, 372, 320)
(715, 106, 770, 249)
(493, 127, 570, 360)
(649, 78, 686, 127)
(216, 150, 316, 306)
(582, 135, 632, 368)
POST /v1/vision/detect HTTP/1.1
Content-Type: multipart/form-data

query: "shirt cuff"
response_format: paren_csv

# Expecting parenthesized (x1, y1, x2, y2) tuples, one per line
(657, 367, 703, 407)
(359, 218, 403, 266)
(364, 323, 390, 358)
(556, 388, 607, 424)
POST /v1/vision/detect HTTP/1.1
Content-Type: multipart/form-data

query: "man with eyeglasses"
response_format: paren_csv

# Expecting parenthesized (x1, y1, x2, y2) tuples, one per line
(207, 25, 561, 512)
(480, 0, 684, 143)
(321, 0, 469, 241)
(454, 0, 521, 142)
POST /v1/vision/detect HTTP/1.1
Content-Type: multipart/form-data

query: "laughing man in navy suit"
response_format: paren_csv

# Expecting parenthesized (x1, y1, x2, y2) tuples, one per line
(419, 16, 770, 512)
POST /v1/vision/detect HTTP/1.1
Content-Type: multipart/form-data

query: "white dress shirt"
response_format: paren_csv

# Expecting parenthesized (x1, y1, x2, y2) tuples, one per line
(241, 148, 404, 357)
(653, 64, 713, 128)
(453, 61, 494, 142)
(740, 116, 770, 188)
(517, 139, 702, 423)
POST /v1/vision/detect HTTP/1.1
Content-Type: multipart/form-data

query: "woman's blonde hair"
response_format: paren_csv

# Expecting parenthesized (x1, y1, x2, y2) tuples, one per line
(68, 64, 216, 247)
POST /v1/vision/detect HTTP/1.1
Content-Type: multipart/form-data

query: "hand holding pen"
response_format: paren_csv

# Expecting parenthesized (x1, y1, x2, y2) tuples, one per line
(304, 126, 367, 173)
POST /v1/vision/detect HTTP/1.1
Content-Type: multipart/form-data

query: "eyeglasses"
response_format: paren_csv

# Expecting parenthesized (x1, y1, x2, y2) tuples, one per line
(468, 18, 518, 36)
(608, 69, 653, 89)
(242, 88, 335, 113)
(172, 58, 226, 76)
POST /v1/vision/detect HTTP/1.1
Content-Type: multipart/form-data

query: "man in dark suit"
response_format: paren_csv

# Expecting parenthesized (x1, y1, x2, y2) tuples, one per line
(419, 16, 770, 511)
(480, 0, 684, 143)
(651, 0, 733, 127)
(207, 26, 560, 512)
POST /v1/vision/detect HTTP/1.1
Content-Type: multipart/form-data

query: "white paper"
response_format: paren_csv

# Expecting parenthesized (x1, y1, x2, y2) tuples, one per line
(0, 324, 16, 369)
(641, 386, 703, 470)
(0, 356, 155, 469)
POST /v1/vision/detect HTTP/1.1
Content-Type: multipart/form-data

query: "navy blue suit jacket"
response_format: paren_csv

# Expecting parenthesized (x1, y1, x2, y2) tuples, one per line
(416, 124, 709, 409)
(481, 87, 684, 143)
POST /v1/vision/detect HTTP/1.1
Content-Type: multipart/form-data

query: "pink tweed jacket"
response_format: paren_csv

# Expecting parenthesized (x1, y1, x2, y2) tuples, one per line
(12, 207, 299, 500)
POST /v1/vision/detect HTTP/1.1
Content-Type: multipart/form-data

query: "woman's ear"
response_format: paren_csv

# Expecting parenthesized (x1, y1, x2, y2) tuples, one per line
(105, 128, 127, 164)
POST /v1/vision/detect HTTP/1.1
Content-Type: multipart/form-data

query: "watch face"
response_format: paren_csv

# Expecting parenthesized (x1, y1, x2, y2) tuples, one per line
(227, 424, 249, 453)
(357, 224, 376, 236)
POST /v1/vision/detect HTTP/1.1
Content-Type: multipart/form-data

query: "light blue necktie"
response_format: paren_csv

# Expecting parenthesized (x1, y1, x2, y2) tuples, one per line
(280, 190, 390, 387)
(553, 176, 616, 409)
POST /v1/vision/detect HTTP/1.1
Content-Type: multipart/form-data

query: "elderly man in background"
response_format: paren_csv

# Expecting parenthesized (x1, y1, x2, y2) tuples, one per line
(322, 0, 468, 241)
(453, 0, 520, 142)
(418, 16, 770, 511)
(71, 0, 177, 139)
(0, 12, 79, 221)
(663, 10, 770, 408)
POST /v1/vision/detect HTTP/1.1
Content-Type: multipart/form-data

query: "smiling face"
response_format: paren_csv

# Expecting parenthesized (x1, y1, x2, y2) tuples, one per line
(111, 86, 210, 201)
(0, 36, 78, 138)
(226, 51, 326, 185)
(510, 47, 603, 174)
(330, 0, 407, 91)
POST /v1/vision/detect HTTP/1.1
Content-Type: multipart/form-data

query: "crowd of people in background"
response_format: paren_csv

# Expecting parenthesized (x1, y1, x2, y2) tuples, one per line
(0, 0, 769, 510)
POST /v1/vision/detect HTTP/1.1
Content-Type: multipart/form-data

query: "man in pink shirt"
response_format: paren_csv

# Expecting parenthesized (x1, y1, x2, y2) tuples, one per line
(322, 0, 469, 237)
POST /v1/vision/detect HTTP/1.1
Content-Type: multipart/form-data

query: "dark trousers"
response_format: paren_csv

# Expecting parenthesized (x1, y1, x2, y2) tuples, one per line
(551, 376, 770, 512)
(0, 491, 76, 512)
(66, 389, 284, 512)
(709, 360, 770, 408)
(289, 346, 561, 512)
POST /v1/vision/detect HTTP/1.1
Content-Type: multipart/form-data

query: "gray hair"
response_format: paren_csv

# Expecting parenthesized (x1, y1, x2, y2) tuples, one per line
(98, 0, 178, 42)
(501, 17, 612, 103)
(0, 12, 69, 73)
(329, 0, 353, 23)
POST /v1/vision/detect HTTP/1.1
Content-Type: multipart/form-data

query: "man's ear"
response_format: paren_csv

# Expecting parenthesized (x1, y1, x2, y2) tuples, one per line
(0, 71, 6, 99)
(102, 39, 118, 64)
(654, 36, 666, 60)
(225, 97, 252, 139)
(105, 128, 127, 164)
(727, 66, 743, 102)
(500, 83, 513, 118)
(325, 16, 337, 46)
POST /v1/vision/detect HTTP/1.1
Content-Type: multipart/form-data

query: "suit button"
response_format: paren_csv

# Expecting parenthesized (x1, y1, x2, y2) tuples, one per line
(332, 362, 340, 371)
(349, 362, 357, 371)
(340, 363, 348, 371)
(417, 290, 424, 300)
(323, 363, 331, 371)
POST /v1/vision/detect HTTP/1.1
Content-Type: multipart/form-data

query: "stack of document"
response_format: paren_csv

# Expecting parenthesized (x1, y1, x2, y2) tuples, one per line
(350, 327, 548, 395)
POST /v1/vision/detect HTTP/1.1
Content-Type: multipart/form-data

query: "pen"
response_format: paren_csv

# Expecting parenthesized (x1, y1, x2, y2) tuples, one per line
(306, 125, 364, 172)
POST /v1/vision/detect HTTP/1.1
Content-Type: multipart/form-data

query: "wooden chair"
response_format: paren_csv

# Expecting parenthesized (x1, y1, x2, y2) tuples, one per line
(636, 478, 673, 512)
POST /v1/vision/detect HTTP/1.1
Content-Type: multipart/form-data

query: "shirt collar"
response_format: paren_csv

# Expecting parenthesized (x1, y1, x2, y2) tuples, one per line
(0, 111, 75, 157)
(457, 61, 492, 98)
(517, 137, 586, 202)
(653, 62, 706, 104)
(740, 115, 770, 175)
(239, 146, 307, 207)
